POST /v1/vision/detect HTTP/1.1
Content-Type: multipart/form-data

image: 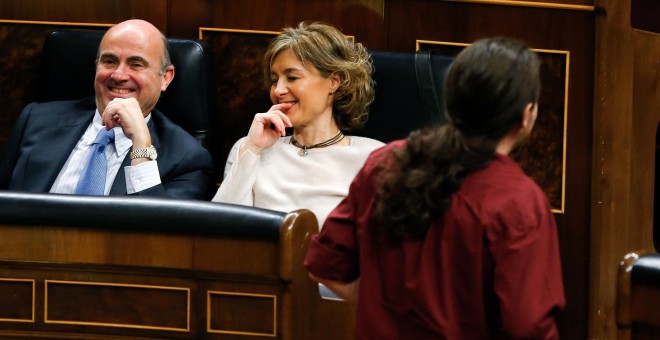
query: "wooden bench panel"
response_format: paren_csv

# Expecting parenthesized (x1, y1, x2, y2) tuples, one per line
(0, 192, 354, 339)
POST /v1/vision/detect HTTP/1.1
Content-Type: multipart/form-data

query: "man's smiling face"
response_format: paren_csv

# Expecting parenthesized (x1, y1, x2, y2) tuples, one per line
(94, 20, 173, 117)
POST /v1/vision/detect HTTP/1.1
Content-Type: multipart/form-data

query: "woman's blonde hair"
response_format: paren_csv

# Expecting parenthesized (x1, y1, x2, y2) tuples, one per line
(263, 21, 375, 131)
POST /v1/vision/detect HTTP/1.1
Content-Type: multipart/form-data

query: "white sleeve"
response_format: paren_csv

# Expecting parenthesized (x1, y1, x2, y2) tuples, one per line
(223, 137, 244, 179)
(212, 138, 259, 206)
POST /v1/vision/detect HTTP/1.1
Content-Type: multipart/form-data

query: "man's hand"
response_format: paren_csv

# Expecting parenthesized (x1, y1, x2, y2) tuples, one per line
(102, 97, 153, 165)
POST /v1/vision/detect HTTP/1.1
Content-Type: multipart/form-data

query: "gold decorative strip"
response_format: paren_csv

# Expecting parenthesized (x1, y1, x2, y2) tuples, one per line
(416, 40, 573, 55)
(207, 290, 277, 337)
(0, 278, 35, 323)
(198, 27, 355, 42)
(199, 27, 280, 40)
(437, 0, 595, 11)
(0, 19, 112, 27)
(561, 50, 569, 214)
(416, 40, 469, 50)
(415, 40, 569, 214)
(44, 280, 190, 332)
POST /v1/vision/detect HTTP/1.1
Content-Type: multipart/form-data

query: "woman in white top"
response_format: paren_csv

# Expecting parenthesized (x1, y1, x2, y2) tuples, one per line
(212, 21, 384, 226)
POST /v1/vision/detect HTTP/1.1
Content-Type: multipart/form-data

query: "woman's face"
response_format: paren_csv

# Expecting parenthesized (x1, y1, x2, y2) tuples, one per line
(269, 49, 338, 129)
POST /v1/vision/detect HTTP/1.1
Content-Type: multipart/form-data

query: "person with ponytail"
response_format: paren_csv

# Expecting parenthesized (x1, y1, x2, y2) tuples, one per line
(305, 37, 565, 339)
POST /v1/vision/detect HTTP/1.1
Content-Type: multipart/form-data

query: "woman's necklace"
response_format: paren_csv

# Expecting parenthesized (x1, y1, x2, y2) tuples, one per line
(290, 131, 345, 157)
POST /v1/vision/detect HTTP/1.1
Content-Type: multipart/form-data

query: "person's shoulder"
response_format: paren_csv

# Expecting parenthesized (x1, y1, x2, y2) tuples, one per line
(359, 138, 405, 171)
(150, 109, 208, 152)
(349, 135, 386, 148)
(17, 97, 94, 124)
(151, 109, 195, 137)
(464, 154, 549, 211)
(491, 154, 538, 188)
(24, 97, 94, 111)
(348, 136, 387, 157)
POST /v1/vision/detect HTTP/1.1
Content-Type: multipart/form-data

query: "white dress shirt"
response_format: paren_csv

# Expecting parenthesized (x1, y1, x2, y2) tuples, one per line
(213, 136, 385, 226)
(50, 110, 161, 195)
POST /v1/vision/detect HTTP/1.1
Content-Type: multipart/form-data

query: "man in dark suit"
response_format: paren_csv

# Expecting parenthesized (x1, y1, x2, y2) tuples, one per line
(0, 19, 213, 199)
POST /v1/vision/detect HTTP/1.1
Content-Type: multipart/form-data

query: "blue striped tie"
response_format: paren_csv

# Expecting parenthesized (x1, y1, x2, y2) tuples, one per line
(75, 128, 115, 195)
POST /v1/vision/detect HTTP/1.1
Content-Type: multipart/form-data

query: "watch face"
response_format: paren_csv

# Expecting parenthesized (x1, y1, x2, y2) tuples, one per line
(148, 146, 158, 160)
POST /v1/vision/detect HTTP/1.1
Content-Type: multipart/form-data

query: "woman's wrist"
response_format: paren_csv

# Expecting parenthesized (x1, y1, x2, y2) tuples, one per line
(240, 142, 263, 156)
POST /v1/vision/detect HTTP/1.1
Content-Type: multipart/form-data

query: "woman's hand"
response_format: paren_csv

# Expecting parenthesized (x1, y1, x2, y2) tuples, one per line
(241, 103, 293, 155)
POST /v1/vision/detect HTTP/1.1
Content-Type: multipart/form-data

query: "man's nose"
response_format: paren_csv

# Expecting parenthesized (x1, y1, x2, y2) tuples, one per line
(110, 65, 130, 80)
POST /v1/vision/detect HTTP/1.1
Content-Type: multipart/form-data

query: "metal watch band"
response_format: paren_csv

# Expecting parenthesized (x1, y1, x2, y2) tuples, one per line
(130, 146, 156, 160)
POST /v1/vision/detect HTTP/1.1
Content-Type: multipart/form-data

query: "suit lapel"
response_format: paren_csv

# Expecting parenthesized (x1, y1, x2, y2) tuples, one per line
(23, 110, 93, 192)
(148, 111, 161, 149)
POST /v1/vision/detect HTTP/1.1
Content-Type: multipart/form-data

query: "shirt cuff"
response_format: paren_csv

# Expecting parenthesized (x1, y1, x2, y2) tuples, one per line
(304, 234, 359, 283)
(124, 160, 161, 194)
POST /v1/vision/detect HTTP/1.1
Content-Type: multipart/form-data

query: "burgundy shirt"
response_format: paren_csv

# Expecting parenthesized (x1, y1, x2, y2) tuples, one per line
(305, 140, 565, 339)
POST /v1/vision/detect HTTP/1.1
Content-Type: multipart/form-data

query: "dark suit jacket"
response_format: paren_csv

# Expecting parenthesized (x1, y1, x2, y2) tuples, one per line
(0, 97, 214, 200)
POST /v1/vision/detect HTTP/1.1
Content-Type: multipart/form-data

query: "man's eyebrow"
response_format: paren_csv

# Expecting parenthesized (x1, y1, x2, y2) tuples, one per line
(99, 52, 118, 59)
(98, 53, 150, 66)
(126, 56, 150, 65)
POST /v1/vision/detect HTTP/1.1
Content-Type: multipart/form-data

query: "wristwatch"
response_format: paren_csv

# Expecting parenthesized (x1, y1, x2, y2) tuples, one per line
(130, 145, 158, 160)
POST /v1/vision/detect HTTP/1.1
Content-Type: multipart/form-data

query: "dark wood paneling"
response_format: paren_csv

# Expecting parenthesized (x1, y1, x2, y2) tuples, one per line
(631, 0, 660, 33)
(386, 0, 594, 51)
(0, 0, 599, 338)
(208, 292, 276, 336)
(46, 281, 189, 330)
(168, 0, 211, 39)
(204, 0, 386, 49)
(0, 206, 338, 339)
(198, 29, 275, 179)
(0, 22, 109, 148)
(418, 42, 568, 212)
(386, 1, 593, 338)
(591, 0, 660, 338)
(0, 279, 33, 321)
(0, 0, 167, 30)
(439, 0, 595, 7)
(0, 264, 203, 339)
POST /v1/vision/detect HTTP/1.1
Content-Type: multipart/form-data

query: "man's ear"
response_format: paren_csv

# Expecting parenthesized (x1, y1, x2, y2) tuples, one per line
(161, 65, 175, 91)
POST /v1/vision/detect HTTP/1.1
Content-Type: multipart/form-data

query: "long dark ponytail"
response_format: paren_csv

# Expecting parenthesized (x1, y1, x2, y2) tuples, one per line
(375, 37, 541, 243)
